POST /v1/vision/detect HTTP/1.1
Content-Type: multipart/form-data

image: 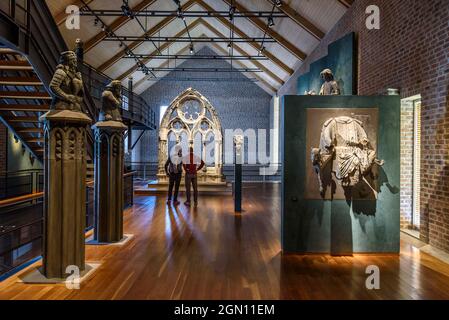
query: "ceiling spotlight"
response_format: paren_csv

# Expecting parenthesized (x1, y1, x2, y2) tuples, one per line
(258, 46, 265, 54)
(229, 6, 236, 21)
(177, 8, 185, 20)
(94, 18, 99, 26)
(274, 0, 282, 7)
(268, 17, 275, 27)
(121, 2, 134, 19)
(101, 24, 106, 32)
(190, 44, 194, 54)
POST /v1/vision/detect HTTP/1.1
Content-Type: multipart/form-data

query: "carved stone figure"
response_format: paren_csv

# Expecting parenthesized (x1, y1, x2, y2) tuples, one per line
(49, 51, 84, 112)
(233, 135, 244, 156)
(92, 84, 127, 244)
(99, 80, 123, 122)
(311, 116, 384, 198)
(319, 69, 340, 96)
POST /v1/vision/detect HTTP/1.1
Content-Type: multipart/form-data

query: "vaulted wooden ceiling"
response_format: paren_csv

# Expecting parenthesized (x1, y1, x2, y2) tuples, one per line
(46, 0, 352, 95)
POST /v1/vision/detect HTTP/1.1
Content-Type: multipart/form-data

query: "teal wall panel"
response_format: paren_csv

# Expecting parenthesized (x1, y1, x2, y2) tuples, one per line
(297, 33, 356, 95)
(281, 96, 400, 254)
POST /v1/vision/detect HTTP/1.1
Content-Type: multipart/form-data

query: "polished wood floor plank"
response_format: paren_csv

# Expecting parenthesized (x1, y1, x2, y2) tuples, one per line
(1, 183, 449, 300)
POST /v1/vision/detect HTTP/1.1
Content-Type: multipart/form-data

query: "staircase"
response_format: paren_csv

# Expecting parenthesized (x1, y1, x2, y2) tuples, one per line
(0, 0, 156, 172)
(0, 48, 48, 161)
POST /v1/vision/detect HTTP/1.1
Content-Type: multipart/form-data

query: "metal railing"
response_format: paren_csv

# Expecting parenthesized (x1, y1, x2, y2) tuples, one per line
(0, 169, 43, 201)
(79, 62, 156, 129)
(0, 0, 157, 130)
(126, 161, 283, 182)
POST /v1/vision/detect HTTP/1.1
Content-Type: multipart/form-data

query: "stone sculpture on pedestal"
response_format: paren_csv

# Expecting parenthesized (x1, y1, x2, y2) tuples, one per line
(40, 51, 92, 279)
(319, 69, 340, 96)
(92, 80, 127, 243)
(234, 135, 244, 212)
(311, 116, 384, 198)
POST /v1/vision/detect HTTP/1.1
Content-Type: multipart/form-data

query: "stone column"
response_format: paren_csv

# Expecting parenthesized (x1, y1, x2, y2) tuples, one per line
(41, 110, 92, 279)
(92, 121, 127, 243)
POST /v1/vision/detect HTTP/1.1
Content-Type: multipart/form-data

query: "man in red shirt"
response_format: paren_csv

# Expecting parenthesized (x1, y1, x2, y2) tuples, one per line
(182, 147, 205, 206)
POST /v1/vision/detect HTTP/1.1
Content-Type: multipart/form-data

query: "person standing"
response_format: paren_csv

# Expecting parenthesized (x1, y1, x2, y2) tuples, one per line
(182, 147, 205, 207)
(165, 146, 183, 206)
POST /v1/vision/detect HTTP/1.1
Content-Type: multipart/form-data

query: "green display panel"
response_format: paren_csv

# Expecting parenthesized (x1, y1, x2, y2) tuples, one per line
(297, 32, 356, 96)
(281, 96, 400, 254)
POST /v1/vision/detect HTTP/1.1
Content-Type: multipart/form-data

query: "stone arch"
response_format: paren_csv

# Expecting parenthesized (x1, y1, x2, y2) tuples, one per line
(157, 88, 224, 183)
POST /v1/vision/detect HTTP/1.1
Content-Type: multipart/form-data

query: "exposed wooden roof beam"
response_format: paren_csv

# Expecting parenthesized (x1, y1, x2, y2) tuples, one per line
(221, 0, 307, 61)
(337, 0, 354, 8)
(200, 19, 284, 86)
(117, 18, 202, 81)
(196, 0, 293, 75)
(84, 0, 158, 53)
(264, 0, 324, 40)
(97, 0, 197, 72)
(133, 44, 192, 90)
(211, 43, 277, 94)
(123, 18, 284, 87)
(54, 0, 95, 26)
(134, 39, 277, 95)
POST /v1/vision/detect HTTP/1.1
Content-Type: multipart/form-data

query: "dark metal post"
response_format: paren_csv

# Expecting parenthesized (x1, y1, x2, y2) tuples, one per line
(127, 77, 133, 154)
(75, 38, 84, 63)
(234, 135, 243, 212)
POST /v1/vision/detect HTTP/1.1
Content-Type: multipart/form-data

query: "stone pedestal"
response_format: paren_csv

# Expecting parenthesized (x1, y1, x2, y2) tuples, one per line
(92, 120, 127, 243)
(40, 110, 92, 279)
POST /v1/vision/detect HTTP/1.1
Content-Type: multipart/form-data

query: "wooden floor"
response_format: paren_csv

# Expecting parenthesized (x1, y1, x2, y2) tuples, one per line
(2, 183, 449, 300)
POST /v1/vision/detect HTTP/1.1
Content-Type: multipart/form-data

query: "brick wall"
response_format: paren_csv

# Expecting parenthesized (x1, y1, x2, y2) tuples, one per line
(138, 47, 272, 165)
(279, 0, 449, 251)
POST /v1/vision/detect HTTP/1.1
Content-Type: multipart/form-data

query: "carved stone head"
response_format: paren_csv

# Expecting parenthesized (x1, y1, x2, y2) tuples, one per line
(59, 51, 77, 71)
(320, 69, 334, 82)
(106, 80, 122, 98)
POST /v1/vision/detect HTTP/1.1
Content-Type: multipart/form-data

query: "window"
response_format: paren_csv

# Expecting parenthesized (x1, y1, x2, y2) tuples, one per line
(401, 95, 422, 231)
(412, 98, 421, 229)
(122, 95, 129, 111)
(160, 106, 168, 124)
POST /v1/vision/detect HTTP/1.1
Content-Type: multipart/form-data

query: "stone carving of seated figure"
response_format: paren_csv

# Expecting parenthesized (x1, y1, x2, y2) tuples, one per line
(311, 116, 384, 198)
(100, 80, 123, 122)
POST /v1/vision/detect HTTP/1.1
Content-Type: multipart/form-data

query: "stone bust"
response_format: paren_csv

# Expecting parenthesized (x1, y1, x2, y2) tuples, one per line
(99, 80, 123, 122)
(319, 69, 340, 96)
(49, 51, 84, 112)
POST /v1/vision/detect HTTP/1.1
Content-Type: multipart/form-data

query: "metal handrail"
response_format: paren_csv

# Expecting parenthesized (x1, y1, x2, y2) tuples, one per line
(0, 0, 156, 130)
